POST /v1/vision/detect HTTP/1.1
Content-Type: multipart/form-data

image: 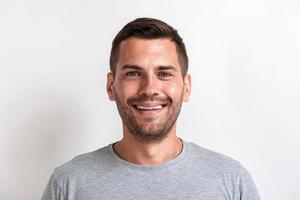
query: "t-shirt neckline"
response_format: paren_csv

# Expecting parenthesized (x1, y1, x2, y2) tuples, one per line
(107, 138, 189, 171)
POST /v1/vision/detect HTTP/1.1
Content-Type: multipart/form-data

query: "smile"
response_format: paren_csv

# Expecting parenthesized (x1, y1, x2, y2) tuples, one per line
(135, 105, 163, 110)
(131, 103, 168, 117)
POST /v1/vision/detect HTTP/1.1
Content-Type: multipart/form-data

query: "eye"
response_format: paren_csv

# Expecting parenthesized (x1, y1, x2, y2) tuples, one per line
(158, 71, 172, 77)
(126, 71, 140, 77)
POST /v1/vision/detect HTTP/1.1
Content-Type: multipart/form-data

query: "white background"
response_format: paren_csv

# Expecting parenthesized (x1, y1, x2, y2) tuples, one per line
(0, 0, 299, 199)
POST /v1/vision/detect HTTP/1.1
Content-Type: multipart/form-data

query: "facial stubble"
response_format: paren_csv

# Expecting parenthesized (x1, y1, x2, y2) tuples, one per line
(114, 91, 184, 143)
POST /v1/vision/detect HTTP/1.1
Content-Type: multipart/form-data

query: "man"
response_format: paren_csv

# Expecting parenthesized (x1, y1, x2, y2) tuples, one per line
(42, 18, 260, 200)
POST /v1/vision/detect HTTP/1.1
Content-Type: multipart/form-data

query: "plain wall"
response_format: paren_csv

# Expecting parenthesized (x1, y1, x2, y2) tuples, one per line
(0, 0, 299, 199)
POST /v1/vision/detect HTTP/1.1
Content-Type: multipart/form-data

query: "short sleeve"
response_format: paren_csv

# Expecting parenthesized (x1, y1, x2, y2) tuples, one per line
(239, 167, 261, 200)
(41, 174, 65, 200)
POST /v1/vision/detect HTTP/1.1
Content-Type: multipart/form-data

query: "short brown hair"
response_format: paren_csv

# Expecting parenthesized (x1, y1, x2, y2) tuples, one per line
(109, 17, 189, 77)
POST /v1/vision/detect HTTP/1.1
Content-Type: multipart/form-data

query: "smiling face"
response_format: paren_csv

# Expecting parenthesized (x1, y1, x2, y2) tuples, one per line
(107, 37, 191, 143)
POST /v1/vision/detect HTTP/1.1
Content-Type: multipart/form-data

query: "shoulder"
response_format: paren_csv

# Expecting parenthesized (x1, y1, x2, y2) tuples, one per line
(42, 145, 115, 199)
(183, 142, 260, 199)
(186, 142, 248, 175)
(51, 145, 113, 183)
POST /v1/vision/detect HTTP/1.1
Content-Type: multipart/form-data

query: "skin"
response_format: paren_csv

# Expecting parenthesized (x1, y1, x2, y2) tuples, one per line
(106, 37, 191, 166)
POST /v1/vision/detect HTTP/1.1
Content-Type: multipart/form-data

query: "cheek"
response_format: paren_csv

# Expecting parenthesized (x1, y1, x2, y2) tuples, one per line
(164, 82, 183, 97)
(115, 81, 137, 99)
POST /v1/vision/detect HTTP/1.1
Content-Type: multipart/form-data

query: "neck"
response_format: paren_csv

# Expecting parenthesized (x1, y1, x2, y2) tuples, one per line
(113, 125, 183, 166)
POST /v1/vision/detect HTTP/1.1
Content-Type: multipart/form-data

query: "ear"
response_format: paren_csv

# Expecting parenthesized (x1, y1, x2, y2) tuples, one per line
(182, 74, 191, 102)
(106, 72, 116, 101)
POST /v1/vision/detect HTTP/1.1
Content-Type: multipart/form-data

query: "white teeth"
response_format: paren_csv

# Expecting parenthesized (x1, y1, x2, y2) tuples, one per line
(136, 105, 163, 110)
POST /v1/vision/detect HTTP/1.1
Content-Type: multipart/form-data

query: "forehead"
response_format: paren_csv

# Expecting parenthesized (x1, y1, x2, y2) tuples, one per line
(116, 37, 180, 70)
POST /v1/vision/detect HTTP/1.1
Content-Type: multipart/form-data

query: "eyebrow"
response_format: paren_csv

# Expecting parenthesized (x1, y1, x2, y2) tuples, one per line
(120, 64, 141, 70)
(121, 64, 178, 71)
(157, 65, 177, 71)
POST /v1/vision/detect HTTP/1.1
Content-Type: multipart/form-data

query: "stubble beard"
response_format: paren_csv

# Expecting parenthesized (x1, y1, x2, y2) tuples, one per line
(114, 92, 184, 143)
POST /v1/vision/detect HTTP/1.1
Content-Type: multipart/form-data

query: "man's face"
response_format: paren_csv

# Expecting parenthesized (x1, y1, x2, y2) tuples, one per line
(107, 37, 191, 143)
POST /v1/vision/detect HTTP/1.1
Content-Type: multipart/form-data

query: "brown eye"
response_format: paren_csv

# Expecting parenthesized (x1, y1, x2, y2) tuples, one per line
(158, 71, 172, 77)
(126, 71, 140, 77)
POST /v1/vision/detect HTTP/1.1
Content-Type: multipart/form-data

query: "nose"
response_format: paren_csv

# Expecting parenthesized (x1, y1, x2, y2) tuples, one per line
(138, 74, 160, 97)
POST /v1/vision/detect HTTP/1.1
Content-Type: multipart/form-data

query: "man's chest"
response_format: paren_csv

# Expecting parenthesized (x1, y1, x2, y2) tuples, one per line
(66, 173, 237, 200)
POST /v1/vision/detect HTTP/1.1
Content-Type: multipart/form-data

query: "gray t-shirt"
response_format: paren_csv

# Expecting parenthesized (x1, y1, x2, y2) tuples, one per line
(42, 140, 260, 200)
